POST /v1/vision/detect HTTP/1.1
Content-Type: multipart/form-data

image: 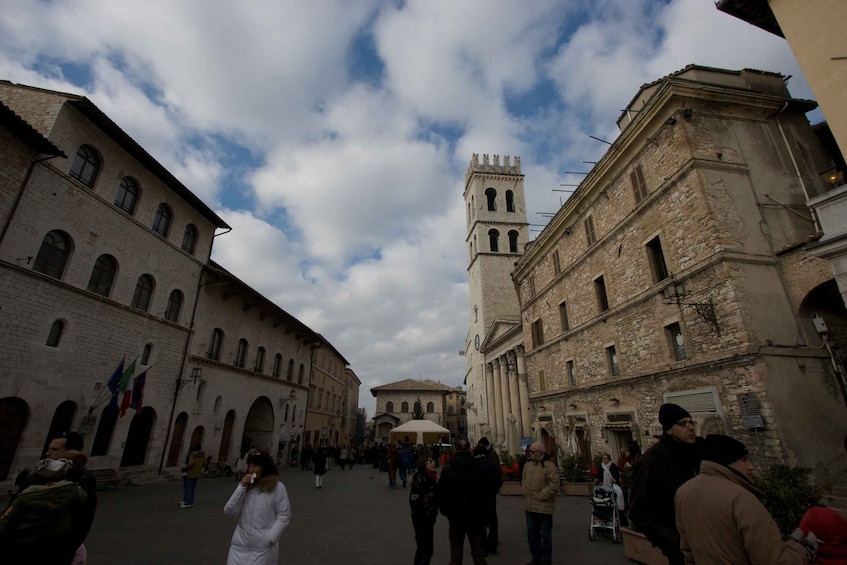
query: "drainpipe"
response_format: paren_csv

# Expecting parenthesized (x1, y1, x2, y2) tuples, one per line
(0, 155, 63, 247)
(775, 101, 821, 232)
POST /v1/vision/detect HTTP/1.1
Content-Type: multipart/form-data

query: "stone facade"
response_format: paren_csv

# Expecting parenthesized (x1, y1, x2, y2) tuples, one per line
(343, 368, 362, 446)
(304, 341, 348, 449)
(370, 379, 452, 444)
(442, 386, 467, 438)
(0, 81, 354, 483)
(511, 66, 847, 480)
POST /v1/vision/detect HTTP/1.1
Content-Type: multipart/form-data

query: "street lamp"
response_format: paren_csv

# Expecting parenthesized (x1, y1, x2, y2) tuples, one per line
(178, 367, 203, 392)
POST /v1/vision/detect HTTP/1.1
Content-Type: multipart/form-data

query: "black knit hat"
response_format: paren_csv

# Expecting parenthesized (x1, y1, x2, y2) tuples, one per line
(478, 437, 490, 446)
(658, 403, 692, 431)
(703, 434, 748, 466)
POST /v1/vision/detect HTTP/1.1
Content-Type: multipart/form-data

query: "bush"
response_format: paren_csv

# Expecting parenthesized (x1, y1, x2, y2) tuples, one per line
(753, 464, 823, 536)
(561, 454, 590, 482)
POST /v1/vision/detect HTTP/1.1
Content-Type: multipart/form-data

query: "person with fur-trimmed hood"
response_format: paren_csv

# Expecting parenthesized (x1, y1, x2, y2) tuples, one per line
(675, 434, 816, 564)
(224, 450, 291, 565)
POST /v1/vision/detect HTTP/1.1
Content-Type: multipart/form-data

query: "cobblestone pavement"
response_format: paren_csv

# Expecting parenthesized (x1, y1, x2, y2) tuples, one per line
(85, 464, 634, 564)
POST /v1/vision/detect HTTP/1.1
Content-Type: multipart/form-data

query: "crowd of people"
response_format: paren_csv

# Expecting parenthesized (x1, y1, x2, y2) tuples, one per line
(3, 407, 845, 565)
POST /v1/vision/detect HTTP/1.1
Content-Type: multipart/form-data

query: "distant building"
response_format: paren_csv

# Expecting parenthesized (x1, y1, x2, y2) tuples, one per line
(369, 379, 455, 444)
(342, 368, 361, 446)
(304, 339, 349, 448)
(443, 386, 467, 439)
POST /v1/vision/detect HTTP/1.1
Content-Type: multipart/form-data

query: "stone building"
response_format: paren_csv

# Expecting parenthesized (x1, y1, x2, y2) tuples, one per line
(511, 66, 846, 479)
(304, 338, 349, 449)
(442, 386, 467, 439)
(370, 379, 454, 444)
(0, 80, 354, 484)
(342, 368, 361, 446)
(462, 154, 532, 457)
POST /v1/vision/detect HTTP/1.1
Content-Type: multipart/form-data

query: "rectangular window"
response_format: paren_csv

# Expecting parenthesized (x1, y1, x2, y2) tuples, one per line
(666, 322, 687, 361)
(538, 370, 547, 392)
(528, 274, 536, 298)
(584, 215, 597, 246)
(567, 360, 576, 386)
(559, 301, 570, 332)
(595, 276, 610, 312)
(606, 345, 620, 376)
(552, 250, 561, 275)
(647, 236, 669, 283)
(531, 318, 545, 347)
(631, 165, 648, 203)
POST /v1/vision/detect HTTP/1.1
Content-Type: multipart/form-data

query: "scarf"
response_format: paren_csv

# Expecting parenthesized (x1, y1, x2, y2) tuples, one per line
(601, 461, 613, 486)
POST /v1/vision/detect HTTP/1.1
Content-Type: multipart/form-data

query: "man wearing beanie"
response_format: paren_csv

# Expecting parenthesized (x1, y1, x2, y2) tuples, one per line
(675, 434, 814, 564)
(628, 403, 703, 565)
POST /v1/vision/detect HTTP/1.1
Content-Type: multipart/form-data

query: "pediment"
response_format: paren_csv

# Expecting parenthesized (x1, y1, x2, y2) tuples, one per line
(481, 317, 523, 352)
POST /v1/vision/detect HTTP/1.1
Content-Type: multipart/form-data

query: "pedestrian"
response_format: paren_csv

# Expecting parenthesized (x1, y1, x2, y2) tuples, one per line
(399, 442, 413, 488)
(437, 439, 495, 565)
(313, 447, 328, 489)
(180, 444, 206, 508)
(348, 446, 357, 470)
(474, 438, 502, 556)
(44, 431, 97, 565)
(300, 444, 313, 472)
(224, 450, 291, 565)
(388, 443, 400, 488)
(522, 441, 559, 565)
(628, 403, 703, 565)
(410, 454, 439, 565)
(595, 453, 625, 514)
(675, 434, 817, 564)
(0, 456, 87, 564)
(339, 446, 349, 470)
(431, 443, 441, 468)
(798, 506, 847, 564)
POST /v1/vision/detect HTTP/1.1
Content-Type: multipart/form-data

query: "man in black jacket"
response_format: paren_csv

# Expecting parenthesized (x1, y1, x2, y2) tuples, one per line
(438, 439, 498, 565)
(473, 438, 503, 556)
(629, 404, 703, 565)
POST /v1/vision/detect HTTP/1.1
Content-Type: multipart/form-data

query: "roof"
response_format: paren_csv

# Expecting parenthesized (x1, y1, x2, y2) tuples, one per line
(390, 419, 450, 434)
(715, 0, 783, 37)
(370, 378, 453, 397)
(0, 81, 229, 229)
(0, 101, 65, 157)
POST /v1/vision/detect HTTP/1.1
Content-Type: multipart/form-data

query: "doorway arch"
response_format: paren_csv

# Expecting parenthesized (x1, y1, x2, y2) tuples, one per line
(0, 397, 29, 480)
(219, 410, 235, 464)
(242, 397, 274, 452)
(166, 412, 188, 467)
(121, 406, 156, 466)
(43, 400, 77, 455)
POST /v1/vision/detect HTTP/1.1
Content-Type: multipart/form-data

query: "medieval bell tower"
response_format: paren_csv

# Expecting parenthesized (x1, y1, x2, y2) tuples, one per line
(463, 153, 529, 441)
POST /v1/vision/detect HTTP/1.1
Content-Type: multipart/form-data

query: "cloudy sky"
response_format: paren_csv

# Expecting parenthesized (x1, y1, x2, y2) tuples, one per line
(1, 0, 812, 416)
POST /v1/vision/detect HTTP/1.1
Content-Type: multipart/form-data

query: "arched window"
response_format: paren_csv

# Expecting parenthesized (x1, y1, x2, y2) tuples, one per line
(386, 401, 394, 413)
(298, 364, 305, 384)
(255, 347, 266, 373)
(273, 354, 282, 378)
(235, 338, 248, 368)
(33, 230, 72, 279)
(131, 274, 155, 311)
(426, 402, 434, 413)
(46, 319, 64, 347)
(488, 229, 499, 253)
(506, 190, 515, 212)
(287, 359, 294, 381)
(401, 401, 409, 413)
(115, 177, 138, 214)
(485, 187, 497, 211)
(69, 144, 100, 187)
(182, 224, 197, 254)
(208, 328, 223, 360)
(414, 401, 422, 414)
(141, 343, 153, 365)
(508, 230, 519, 253)
(152, 204, 172, 236)
(164, 289, 183, 322)
(87, 254, 117, 296)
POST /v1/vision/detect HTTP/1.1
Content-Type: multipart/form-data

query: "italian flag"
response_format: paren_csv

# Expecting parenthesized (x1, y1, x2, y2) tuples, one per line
(119, 359, 137, 417)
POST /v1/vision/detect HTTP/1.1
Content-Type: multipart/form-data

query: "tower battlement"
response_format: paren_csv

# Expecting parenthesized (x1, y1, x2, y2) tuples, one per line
(465, 153, 522, 186)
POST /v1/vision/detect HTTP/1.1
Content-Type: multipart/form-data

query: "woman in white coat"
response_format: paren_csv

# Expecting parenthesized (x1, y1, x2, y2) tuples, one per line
(224, 451, 291, 565)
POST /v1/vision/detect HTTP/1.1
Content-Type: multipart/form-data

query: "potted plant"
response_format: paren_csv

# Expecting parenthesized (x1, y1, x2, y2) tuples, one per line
(561, 454, 592, 496)
(499, 450, 523, 495)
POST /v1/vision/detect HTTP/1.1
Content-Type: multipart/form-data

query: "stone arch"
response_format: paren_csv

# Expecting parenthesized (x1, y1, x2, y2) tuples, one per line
(166, 412, 189, 467)
(242, 397, 274, 453)
(43, 400, 77, 455)
(0, 397, 29, 479)
(219, 410, 236, 464)
(121, 406, 156, 466)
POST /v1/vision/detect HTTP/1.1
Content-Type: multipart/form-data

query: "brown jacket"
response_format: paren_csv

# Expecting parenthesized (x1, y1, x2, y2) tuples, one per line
(522, 457, 559, 514)
(675, 461, 809, 565)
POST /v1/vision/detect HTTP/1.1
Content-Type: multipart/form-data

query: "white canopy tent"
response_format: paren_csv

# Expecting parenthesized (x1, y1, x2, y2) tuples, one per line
(389, 419, 451, 445)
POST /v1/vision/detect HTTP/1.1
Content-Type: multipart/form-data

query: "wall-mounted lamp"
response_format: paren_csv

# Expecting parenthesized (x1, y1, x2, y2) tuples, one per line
(609, 397, 620, 404)
(683, 108, 693, 121)
(568, 403, 577, 409)
(665, 117, 677, 126)
(178, 367, 203, 392)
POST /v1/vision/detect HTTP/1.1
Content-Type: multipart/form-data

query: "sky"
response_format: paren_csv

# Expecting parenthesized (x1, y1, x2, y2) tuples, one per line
(0, 0, 814, 417)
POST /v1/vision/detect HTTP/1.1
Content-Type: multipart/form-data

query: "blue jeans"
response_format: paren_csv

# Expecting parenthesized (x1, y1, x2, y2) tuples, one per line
(525, 511, 552, 564)
(183, 477, 198, 505)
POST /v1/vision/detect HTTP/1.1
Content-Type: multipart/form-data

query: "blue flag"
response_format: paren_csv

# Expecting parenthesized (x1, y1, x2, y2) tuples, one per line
(130, 370, 148, 412)
(106, 358, 124, 406)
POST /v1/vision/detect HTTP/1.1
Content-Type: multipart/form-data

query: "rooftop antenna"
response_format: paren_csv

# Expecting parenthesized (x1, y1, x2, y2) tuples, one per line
(589, 135, 612, 145)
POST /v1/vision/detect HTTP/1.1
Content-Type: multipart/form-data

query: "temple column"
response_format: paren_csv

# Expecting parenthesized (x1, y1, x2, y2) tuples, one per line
(492, 358, 506, 447)
(485, 362, 498, 444)
(507, 350, 522, 447)
(499, 354, 513, 454)
(516, 346, 531, 437)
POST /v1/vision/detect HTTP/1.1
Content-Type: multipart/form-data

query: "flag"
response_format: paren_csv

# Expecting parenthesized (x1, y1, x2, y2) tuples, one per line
(106, 358, 124, 408)
(119, 359, 137, 417)
(130, 370, 148, 413)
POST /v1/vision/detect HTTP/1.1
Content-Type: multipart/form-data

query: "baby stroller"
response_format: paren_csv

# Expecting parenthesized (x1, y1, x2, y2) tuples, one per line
(589, 484, 621, 543)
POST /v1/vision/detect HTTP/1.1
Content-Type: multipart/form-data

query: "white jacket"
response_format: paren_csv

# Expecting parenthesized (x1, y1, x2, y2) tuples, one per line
(224, 476, 291, 565)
